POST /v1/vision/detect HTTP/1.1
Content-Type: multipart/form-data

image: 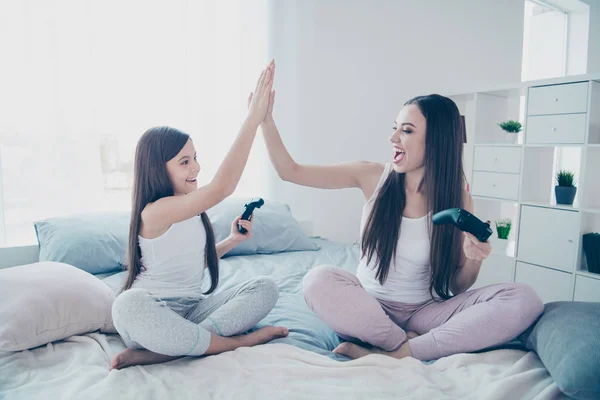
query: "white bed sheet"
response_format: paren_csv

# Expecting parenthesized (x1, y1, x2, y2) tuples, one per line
(0, 239, 567, 400)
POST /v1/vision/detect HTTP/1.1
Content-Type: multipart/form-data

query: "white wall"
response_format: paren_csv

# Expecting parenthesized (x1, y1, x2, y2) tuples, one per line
(265, 0, 525, 243)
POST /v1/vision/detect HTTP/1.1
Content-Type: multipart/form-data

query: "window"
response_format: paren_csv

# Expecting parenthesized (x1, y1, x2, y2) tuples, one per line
(522, 0, 590, 81)
(0, 0, 268, 246)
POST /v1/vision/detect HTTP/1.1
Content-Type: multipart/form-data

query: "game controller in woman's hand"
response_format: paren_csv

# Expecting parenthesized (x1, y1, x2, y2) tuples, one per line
(432, 208, 492, 242)
(238, 198, 264, 234)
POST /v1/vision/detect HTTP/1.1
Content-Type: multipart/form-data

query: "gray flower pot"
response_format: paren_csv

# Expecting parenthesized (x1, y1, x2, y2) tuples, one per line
(555, 186, 577, 205)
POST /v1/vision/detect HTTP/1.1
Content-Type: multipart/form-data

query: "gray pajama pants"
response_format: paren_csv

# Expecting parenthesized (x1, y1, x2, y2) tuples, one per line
(111, 277, 279, 356)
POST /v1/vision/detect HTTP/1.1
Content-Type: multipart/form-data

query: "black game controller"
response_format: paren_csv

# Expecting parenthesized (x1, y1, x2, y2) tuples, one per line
(238, 198, 264, 234)
(432, 208, 492, 242)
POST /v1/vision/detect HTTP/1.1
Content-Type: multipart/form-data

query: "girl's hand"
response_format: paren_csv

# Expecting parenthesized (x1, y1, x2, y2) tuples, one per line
(463, 231, 492, 261)
(229, 214, 254, 243)
(247, 60, 275, 127)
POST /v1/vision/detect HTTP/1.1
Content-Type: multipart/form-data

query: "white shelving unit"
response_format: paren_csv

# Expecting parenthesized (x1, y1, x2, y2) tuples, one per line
(449, 72, 600, 303)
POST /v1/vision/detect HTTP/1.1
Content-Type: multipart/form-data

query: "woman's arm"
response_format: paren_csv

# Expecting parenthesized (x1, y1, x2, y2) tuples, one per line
(450, 192, 492, 294)
(258, 83, 383, 200)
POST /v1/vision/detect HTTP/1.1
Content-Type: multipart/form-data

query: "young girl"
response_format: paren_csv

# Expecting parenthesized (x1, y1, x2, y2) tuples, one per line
(110, 61, 288, 370)
(258, 69, 544, 361)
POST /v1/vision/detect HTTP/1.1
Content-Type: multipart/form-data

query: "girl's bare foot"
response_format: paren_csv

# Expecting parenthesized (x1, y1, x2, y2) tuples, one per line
(239, 326, 289, 347)
(110, 348, 180, 370)
(111, 326, 288, 370)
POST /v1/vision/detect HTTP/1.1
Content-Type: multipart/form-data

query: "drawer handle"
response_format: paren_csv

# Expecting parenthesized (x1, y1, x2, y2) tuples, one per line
(552, 127, 557, 131)
(492, 184, 496, 187)
(494, 157, 498, 162)
(554, 98, 559, 102)
(568, 239, 573, 243)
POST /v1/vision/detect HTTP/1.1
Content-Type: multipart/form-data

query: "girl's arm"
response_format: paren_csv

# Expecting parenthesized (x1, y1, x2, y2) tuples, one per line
(215, 215, 253, 258)
(142, 62, 274, 234)
(451, 192, 492, 294)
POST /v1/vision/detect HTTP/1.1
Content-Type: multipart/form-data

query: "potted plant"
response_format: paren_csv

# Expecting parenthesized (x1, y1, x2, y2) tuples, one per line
(495, 218, 512, 239)
(498, 120, 522, 143)
(555, 169, 577, 205)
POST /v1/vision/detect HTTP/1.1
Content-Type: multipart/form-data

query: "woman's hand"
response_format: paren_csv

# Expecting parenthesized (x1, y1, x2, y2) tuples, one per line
(247, 60, 275, 127)
(248, 60, 275, 124)
(229, 214, 254, 243)
(462, 232, 492, 261)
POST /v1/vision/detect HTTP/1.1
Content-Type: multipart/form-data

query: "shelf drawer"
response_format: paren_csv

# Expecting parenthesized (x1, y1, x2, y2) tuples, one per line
(473, 146, 522, 174)
(515, 262, 573, 303)
(527, 82, 589, 116)
(574, 275, 600, 302)
(517, 206, 579, 272)
(471, 171, 519, 200)
(525, 114, 586, 144)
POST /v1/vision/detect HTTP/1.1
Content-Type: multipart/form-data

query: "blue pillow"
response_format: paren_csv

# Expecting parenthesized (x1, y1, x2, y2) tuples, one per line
(254, 292, 347, 361)
(206, 197, 319, 257)
(34, 197, 316, 273)
(518, 301, 600, 400)
(34, 212, 130, 275)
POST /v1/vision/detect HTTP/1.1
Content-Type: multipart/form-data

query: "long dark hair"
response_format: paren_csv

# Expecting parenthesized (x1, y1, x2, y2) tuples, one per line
(121, 126, 219, 294)
(361, 94, 465, 300)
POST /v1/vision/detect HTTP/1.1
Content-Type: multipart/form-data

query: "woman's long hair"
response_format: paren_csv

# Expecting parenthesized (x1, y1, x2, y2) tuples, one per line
(121, 126, 219, 294)
(361, 94, 465, 300)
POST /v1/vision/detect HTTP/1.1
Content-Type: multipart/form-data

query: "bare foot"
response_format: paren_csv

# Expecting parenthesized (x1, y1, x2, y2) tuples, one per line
(406, 331, 419, 340)
(333, 331, 418, 360)
(333, 342, 377, 359)
(110, 348, 180, 370)
(240, 326, 289, 347)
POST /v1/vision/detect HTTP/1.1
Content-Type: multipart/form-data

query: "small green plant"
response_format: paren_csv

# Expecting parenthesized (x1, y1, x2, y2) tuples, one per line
(495, 218, 512, 239)
(556, 170, 576, 187)
(498, 120, 522, 133)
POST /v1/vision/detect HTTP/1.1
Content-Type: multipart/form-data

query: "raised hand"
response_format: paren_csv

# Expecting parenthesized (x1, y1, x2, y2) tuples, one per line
(248, 62, 275, 123)
(247, 60, 275, 127)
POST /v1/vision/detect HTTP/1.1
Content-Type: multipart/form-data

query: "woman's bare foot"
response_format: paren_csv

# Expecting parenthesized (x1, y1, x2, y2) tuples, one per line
(110, 348, 180, 370)
(333, 342, 377, 359)
(406, 331, 419, 340)
(239, 326, 289, 347)
(333, 331, 418, 360)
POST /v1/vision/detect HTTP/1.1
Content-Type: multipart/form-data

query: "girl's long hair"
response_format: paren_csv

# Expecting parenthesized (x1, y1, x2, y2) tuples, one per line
(121, 126, 219, 294)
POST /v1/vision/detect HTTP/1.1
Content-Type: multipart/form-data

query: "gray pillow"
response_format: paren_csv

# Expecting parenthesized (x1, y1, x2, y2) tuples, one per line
(206, 197, 319, 257)
(518, 301, 600, 400)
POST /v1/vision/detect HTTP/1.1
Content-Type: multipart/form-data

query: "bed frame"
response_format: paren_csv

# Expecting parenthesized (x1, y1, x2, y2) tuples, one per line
(0, 220, 315, 270)
(0, 245, 39, 269)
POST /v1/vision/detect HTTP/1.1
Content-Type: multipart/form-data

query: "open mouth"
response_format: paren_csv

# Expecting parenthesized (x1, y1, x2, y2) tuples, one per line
(393, 148, 405, 164)
(186, 178, 197, 184)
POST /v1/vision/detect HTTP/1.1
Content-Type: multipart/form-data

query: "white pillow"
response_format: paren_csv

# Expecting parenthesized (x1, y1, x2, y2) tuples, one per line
(0, 261, 116, 351)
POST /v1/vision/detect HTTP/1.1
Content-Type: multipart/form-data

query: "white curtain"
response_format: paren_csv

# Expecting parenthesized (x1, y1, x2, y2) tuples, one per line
(0, 0, 269, 246)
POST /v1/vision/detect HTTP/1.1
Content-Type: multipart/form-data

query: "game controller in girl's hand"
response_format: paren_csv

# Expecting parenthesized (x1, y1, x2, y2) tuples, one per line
(432, 208, 492, 242)
(238, 198, 264, 234)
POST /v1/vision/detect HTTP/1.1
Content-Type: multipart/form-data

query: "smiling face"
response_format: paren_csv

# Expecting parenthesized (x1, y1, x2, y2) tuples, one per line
(165, 138, 200, 195)
(390, 104, 427, 175)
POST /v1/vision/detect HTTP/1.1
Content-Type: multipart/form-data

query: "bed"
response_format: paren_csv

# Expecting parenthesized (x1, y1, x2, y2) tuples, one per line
(0, 236, 568, 400)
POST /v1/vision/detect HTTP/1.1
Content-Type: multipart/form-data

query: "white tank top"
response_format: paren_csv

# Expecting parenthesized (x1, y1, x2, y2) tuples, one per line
(133, 215, 207, 298)
(355, 163, 434, 304)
